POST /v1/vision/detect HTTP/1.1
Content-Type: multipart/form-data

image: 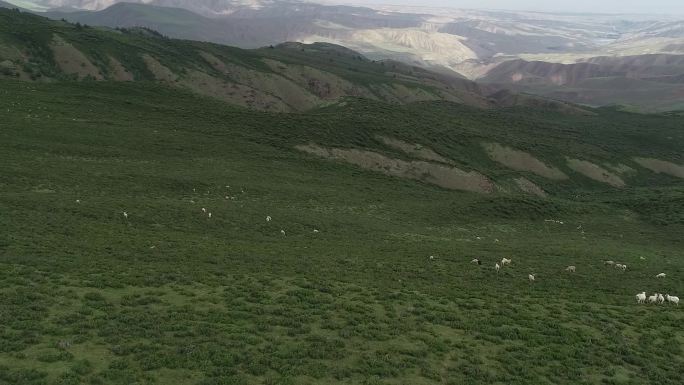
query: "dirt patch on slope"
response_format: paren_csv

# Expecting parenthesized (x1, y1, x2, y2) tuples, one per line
(145, 53, 289, 111)
(567, 158, 625, 187)
(108, 56, 133, 81)
(142, 54, 177, 83)
(297, 144, 494, 194)
(634, 157, 684, 179)
(605, 163, 636, 175)
(263, 59, 376, 100)
(371, 83, 440, 104)
(180, 70, 290, 112)
(436, 90, 465, 103)
(50, 35, 103, 80)
(200, 52, 319, 111)
(483, 143, 568, 180)
(377, 136, 454, 164)
(199, 51, 228, 73)
(514, 177, 548, 198)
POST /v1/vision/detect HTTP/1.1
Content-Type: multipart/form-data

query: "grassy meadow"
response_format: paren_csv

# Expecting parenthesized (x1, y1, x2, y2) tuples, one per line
(1, 80, 683, 384)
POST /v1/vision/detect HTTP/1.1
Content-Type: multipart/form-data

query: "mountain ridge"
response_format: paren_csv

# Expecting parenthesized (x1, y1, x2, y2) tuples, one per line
(0, 8, 491, 112)
(0, 8, 597, 114)
(13, 0, 683, 111)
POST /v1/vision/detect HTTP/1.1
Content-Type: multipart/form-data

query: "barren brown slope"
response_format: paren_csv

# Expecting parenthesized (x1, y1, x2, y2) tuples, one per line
(634, 158, 684, 179)
(296, 144, 495, 194)
(483, 143, 568, 180)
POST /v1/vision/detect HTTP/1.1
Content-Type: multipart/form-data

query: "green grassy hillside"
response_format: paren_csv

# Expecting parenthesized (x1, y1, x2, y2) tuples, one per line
(1, 79, 683, 384)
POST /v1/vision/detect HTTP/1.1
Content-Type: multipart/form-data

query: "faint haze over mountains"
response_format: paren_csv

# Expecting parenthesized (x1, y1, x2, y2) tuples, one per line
(6, 0, 684, 15)
(336, 0, 684, 15)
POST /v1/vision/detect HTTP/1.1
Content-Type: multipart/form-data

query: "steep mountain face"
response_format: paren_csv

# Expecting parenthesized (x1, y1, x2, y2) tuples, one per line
(0, 8, 504, 112)
(480, 54, 684, 111)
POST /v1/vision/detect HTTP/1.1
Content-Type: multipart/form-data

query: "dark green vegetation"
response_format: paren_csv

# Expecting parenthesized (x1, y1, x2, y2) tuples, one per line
(1, 78, 683, 384)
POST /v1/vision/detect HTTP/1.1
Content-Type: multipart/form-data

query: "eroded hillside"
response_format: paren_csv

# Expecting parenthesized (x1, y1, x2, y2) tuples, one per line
(0, 8, 499, 112)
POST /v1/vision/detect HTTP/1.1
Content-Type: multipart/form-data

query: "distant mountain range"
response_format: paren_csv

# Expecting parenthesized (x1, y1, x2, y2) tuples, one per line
(3, 0, 684, 111)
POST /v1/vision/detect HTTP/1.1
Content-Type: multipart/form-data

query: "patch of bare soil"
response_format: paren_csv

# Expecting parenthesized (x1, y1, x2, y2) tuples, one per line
(605, 163, 636, 175)
(142, 54, 177, 83)
(376, 136, 454, 164)
(180, 70, 290, 112)
(108, 56, 133, 81)
(50, 35, 103, 80)
(263, 59, 376, 100)
(200, 52, 319, 111)
(199, 51, 228, 73)
(634, 157, 684, 179)
(296, 144, 494, 194)
(514, 177, 548, 198)
(566, 158, 625, 187)
(483, 143, 567, 180)
(141, 55, 289, 111)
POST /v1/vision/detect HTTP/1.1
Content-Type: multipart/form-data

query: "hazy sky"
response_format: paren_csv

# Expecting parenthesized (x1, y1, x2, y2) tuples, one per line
(344, 0, 684, 14)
